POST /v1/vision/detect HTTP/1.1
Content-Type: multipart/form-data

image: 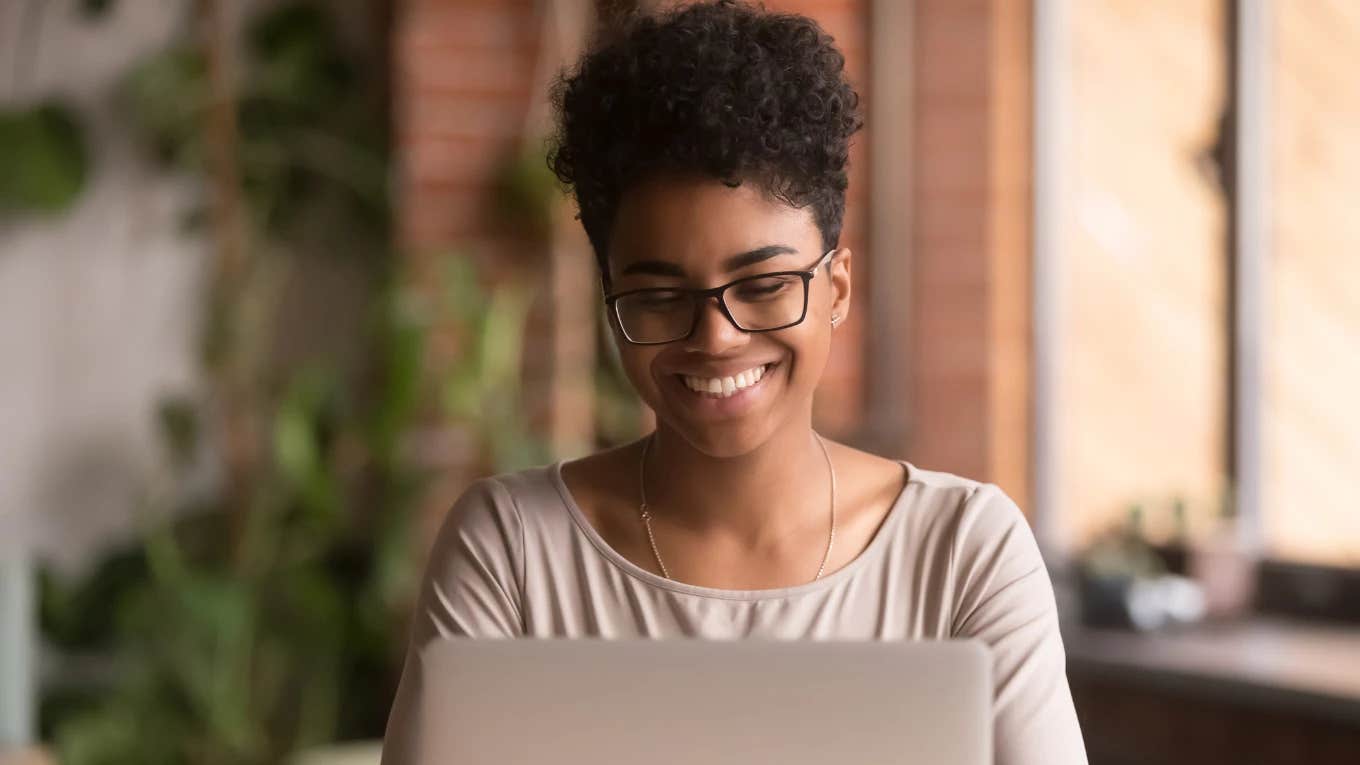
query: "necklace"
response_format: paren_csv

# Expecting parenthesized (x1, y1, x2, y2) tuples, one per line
(637, 432, 837, 583)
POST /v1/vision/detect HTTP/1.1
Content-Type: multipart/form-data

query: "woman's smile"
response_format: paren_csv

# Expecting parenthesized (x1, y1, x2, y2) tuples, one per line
(681, 362, 771, 396)
(666, 361, 781, 419)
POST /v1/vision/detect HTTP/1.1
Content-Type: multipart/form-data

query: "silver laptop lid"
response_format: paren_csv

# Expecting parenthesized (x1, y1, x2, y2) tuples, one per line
(415, 638, 992, 764)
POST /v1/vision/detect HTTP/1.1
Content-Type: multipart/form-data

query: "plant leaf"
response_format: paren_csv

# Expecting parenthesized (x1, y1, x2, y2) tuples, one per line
(0, 103, 89, 213)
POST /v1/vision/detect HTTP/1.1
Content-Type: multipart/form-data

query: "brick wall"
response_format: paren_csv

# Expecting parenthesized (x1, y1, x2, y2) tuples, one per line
(908, 0, 1033, 510)
(397, 1, 542, 256)
(395, 0, 551, 537)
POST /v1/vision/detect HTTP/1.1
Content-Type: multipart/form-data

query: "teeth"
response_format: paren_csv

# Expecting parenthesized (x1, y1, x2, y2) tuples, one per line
(683, 364, 770, 398)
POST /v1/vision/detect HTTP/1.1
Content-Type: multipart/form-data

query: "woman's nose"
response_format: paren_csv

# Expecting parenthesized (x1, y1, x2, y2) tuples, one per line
(684, 295, 748, 353)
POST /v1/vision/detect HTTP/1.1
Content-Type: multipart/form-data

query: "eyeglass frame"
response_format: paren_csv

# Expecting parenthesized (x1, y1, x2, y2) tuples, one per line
(602, 248, 838, 345)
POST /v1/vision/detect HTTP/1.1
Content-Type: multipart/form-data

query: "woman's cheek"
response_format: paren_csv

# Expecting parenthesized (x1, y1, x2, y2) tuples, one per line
(619, 350, 662, 405)
(789, 328, 831, 395)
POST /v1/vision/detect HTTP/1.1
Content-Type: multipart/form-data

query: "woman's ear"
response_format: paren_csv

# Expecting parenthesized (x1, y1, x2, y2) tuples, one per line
(828, 248, 852, 327)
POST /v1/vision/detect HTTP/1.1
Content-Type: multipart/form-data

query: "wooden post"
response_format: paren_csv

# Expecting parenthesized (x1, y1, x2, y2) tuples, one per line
(199, 0, 256, 558)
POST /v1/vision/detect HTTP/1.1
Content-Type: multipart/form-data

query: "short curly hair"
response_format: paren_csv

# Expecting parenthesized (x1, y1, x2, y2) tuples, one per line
(548, 0, 862, 288)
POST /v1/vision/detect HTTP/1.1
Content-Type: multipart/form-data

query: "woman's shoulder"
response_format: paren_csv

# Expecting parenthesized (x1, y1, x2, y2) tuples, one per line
(433, 461, 570, 542)
(896, 460, 1025, 523)
(891, 461, 1038, 567)
(829, 441, 1024, 535)
(557, 441, 648, 550)
(828, 440, 1005, 513)
(477, 461, 566, 502)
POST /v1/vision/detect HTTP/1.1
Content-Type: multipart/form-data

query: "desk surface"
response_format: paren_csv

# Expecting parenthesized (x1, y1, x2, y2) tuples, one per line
(1063, 617, 1360, 724)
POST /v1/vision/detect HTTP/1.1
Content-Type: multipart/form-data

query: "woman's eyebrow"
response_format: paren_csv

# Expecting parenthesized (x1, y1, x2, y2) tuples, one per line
(722, 244, 798, 272)
(619, 244, 799, 278)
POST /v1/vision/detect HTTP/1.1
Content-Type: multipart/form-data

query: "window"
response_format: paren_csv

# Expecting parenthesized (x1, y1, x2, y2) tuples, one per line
(1263, 1, 1360, 566)
(1057, 0, 1230, 548)
(1045, 0, 1360, 572)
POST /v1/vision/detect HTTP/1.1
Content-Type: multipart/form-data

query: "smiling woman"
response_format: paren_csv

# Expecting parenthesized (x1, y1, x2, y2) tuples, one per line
(381, 2, 1087, 765)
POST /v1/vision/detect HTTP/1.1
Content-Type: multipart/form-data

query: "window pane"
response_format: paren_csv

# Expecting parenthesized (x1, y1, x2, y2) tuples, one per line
(1265, 2, 1360, 566)
(1060, 0, 1229, 546)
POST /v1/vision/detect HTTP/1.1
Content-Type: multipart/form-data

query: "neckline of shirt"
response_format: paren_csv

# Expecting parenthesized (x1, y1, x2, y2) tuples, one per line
(549, 458, 917, 602)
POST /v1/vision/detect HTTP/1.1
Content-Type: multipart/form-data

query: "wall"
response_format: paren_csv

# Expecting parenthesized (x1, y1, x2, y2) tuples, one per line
(0, 1, 209, 569)
(907, 0, 1033, 508)
(0, 0, 212, 744)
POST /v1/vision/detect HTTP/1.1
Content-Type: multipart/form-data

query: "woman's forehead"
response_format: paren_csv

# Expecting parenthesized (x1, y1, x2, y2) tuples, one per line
(608, 176, 819, 273)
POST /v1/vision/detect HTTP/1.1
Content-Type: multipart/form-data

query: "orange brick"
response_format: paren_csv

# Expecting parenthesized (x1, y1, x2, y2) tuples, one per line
(402, 93, 527, 140)
(399, 45, 537, 96)
(401, 3, 538, 51)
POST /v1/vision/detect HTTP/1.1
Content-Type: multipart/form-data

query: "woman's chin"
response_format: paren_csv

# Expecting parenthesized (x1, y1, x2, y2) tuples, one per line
(654, 414, 781, 460)
(696, 432, 769, 459)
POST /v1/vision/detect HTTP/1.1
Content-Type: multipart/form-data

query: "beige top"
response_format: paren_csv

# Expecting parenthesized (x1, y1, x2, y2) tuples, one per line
(382, 460, 1088, 765)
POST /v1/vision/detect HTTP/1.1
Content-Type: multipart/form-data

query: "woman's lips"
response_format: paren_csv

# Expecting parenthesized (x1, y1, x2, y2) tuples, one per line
(668, 362, 778, 417)
(679, 362, 772, 398)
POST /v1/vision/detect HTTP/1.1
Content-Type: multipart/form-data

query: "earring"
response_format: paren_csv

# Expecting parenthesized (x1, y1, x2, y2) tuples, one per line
(830, 314, 841, 327)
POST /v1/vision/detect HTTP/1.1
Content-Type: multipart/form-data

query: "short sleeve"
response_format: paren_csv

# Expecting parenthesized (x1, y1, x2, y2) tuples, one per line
(949, 484, 1088, 765)
(380, 477, 525, 765)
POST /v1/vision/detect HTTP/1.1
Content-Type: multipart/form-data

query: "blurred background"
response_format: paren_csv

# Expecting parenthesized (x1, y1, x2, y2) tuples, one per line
(0, 0, 1356, 763)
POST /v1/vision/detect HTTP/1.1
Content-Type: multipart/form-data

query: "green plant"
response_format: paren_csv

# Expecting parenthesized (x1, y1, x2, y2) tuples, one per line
(35, 2, 567, 760)
(438, 255, 550, 472)
(1080, 504, 1167, 581)
(39, 274, 437, 761)
(34, 2, 571, 761)
(120, 3, 389, 254)
(489, 145, 560, 238)
(0, 103, 89, 213)
(35, 2, 421, 762)
(0, 0, 93, 215)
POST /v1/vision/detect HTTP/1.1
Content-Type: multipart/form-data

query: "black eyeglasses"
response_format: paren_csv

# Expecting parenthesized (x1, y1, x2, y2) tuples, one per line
(603, 249, 836, 345)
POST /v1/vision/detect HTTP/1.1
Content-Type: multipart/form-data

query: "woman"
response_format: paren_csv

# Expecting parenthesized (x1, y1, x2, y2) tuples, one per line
(383, 2, 1087, 763)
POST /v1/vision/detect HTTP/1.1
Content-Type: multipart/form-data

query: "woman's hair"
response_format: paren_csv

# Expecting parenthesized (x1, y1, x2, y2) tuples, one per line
(548, 0, 863, 288)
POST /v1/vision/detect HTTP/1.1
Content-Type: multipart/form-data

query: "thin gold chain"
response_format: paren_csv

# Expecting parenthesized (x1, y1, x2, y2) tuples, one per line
(638, 433, 837, 582)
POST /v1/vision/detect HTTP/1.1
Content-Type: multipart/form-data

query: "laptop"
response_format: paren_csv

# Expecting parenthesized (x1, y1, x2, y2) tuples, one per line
(413, 638, 993, 764)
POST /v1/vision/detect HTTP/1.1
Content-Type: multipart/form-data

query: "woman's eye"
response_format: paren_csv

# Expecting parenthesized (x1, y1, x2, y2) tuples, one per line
(735, 279, 789, 299)
(636, 292, 686, 308)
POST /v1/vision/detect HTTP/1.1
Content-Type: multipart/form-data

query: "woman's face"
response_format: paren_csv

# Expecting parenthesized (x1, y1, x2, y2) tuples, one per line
(605, 175, 852, 458)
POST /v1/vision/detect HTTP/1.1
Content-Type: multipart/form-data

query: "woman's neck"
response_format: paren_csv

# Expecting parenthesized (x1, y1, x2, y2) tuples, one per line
(642, 420, 832, 547)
